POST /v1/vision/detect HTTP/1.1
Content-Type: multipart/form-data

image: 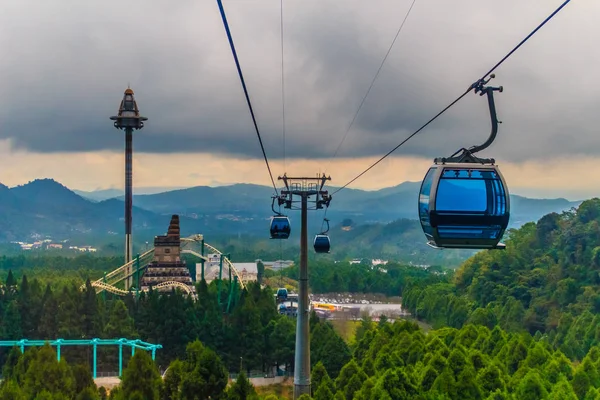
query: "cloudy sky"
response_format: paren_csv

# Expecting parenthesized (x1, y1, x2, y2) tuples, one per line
(0, 0, 597, 200)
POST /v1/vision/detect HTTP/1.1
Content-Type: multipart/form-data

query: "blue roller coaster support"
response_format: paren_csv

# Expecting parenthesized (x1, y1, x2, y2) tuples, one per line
(0, 338, 162, 379)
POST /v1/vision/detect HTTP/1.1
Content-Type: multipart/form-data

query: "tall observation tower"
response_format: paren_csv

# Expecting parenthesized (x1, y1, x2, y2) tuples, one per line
(110, 87, 147, 289)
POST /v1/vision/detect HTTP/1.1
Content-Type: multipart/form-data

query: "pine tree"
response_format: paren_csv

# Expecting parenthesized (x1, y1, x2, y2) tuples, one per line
(0, 379, 24, 399)
(1, 300, 23, 340)
(81, 279, 100, 338)
(22, 344, 76, 399)
(179, 340, 228, 400)
(105, 300, 136, 338)
(119, 351, 162, 400)
(227, 371, 258, 400)
(161, 358, 183, 400)
(38, 284, 59, 339)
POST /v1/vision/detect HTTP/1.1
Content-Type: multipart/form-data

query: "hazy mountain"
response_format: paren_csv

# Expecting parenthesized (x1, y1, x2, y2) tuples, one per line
(73, 188, 123, 202)
(0, 179, 583, 244)
(0, 179, 169, 242)
(127, 181, 582, 228)
(74, 186, 187, 202)
(0, 180, 270, 242)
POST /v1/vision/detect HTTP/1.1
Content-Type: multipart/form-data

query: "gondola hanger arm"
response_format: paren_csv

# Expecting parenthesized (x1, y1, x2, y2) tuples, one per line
(468, 74, 503, 155)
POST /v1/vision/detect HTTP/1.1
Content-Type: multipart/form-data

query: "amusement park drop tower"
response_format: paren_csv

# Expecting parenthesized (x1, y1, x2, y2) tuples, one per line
(110, 88, 147, 289)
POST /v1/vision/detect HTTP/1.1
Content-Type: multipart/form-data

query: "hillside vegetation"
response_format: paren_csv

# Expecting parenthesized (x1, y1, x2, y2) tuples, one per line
(316, 320, 600, 399)
(404, 198, 600, 360)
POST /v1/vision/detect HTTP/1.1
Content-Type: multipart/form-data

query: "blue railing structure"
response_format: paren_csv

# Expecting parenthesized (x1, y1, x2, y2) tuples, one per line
(0, 338, 162, 379)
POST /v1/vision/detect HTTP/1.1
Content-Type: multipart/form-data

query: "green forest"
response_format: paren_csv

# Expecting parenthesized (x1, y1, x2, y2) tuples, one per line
(402, 199, 600, 359)
(276, 260, 448, 296)
(2, 198, 600, 398)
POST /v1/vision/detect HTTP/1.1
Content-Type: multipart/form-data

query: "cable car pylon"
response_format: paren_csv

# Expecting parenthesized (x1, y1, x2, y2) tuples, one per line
(274, 173, 331, 399)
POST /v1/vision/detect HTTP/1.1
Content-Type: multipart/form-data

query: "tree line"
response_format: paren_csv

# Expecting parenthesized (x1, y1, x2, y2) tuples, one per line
(0, 311, 350, 399)
(0, 273, 350, 380)
(276, 260, 449, 297)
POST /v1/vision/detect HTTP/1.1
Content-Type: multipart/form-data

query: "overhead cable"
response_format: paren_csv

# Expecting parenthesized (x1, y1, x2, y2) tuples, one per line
(326, 0, 419, 172)
(331, 0, 572, 195)
(317, 0, 419, 228)
(216, 0, 279, 195)
(280, 0, 287, 172)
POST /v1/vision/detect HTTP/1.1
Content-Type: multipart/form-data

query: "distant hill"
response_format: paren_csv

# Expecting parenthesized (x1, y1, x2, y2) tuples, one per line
(0, 179, 168, 242)
(74, 186, 187, 202)
(0, 178, 583, 250)
(0, 180, 275, 242)
(126, 181, 582, 228)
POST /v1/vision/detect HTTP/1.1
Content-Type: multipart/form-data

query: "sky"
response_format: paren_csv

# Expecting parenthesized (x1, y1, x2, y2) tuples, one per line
(0, 0, 597, 200)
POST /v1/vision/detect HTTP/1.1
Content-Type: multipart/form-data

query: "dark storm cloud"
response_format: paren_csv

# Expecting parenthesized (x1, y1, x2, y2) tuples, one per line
(0, 0, 597, 163)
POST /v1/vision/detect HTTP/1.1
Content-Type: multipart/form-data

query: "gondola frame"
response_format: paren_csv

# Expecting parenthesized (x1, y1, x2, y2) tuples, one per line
(419, 162, 510, 249)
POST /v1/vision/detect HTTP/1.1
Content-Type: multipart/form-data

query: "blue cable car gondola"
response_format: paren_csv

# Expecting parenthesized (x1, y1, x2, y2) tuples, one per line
(419, 76, 510, 250)
(314, 218, 331, 253)
(270, 216, 291, 239)
(276, 287, 288, 301)
(314, 235, 331, 253)
(419, 164, 509, 249)
(270, 195, 291, 239)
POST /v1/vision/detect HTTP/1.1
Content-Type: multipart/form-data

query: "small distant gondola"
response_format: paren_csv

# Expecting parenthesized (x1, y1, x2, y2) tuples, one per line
(314, 218, 331, 253)
(314, 235, 331, 253)
(270, 195, 291, 239)
(276, 287, 288, 301)
(418, 75, 510, 250)
(270, 216, 291, 239)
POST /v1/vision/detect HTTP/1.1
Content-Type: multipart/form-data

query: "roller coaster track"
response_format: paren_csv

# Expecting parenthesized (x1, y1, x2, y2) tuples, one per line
(82, 235, 246, 296)
(91, 280, 195, 297)
(202, 241, 246, 290)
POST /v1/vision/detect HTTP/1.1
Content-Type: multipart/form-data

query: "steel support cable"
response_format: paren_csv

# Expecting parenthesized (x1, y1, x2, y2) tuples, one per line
(325, 0, 418, 174)
(216, 0, 279, 195)
(314, 0, 418, 231)
(331, 0, 572, 196)
(280, 0, 287, 172)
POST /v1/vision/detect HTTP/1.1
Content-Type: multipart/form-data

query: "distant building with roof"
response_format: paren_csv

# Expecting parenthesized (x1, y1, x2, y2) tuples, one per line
(233, 262, 258, 284)
(258, 259, 294, 271)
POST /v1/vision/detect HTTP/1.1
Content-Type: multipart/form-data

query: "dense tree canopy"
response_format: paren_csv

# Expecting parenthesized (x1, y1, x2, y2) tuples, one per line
(403, 199, 600, 358)
(279, 260, 449, 296)
(304, 320, 600, 399)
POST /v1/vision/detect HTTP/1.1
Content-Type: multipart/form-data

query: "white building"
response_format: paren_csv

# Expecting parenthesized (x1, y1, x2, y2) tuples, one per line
(233, 262, 258, 284)
(372, 259, 388, 266)
(258, 259, 294, 271)
(195, 253, 222, 282)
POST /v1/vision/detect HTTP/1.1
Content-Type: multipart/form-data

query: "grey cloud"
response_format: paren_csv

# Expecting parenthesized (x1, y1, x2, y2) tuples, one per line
(0, 0, 597, 164)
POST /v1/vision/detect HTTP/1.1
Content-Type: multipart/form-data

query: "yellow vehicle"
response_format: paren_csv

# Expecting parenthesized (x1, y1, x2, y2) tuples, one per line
(311, 302, 336, 312)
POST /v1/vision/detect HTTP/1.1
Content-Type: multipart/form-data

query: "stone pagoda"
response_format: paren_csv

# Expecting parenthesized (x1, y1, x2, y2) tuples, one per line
(140, 215, 196, 294)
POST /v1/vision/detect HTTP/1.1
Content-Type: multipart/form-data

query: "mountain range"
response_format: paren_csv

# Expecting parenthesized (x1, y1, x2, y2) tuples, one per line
(0, 179, 584, 246)
(79, 181, 582, 227)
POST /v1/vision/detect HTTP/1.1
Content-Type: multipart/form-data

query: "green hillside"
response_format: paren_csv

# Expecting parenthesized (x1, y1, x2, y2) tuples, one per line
(404, 198, 600, 359)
